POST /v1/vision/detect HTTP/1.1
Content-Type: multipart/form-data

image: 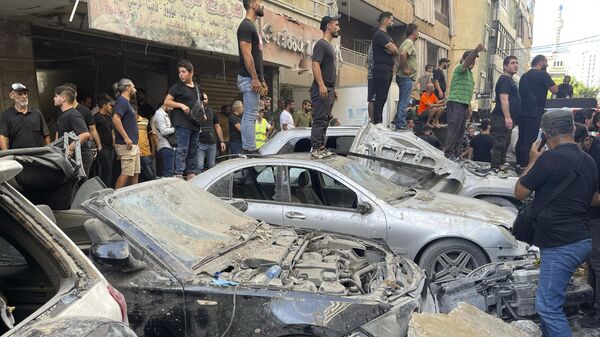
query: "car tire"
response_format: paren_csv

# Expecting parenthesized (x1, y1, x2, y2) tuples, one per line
(418, 239, 488, 284)
(478, 196, 518, 215)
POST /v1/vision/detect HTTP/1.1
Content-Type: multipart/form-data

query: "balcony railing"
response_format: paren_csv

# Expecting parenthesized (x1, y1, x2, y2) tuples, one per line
(353, 39, 371, 56)
(340, 47, 368, 68)
(435, 11, 450, 26)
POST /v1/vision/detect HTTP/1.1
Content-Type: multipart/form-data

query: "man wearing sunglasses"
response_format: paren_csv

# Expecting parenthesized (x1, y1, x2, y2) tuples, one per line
(0, 83, 50, 150)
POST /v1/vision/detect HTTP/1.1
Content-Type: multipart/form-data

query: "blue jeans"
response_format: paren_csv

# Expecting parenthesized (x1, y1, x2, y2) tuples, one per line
(229, 141, 242, 155)
(197, 142, 216, 173)
(158, 147, 175, 177)
(140, 156, 156, 181)
(536, 238, 591, 337)
(394, 76, 414, 128)
(237, 75, 260, 151)
(175, 126, 199, 176)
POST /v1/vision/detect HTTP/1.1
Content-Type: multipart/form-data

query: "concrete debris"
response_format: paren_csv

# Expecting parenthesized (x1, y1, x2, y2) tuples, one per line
(510, 320, 542, 337)
(408, 302, 531, 337)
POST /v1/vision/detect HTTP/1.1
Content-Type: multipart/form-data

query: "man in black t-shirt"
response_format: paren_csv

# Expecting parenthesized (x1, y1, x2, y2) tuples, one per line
(53, 86, 90, 167)
(515, 109, 597, 336)
(94, 97, 114, 187)
(555, 75, 574, 99)
(432, 58, 449, 99)
(468, 119, 494, 163)
(237, 0, 267, 153)
(371, 12, 398, 125)
(310, 15, 340, 159)
(228, 101, 243, 155)
(0, 83, 50, 150)
(197, 93, 225, 172)
(164, 60, 204, 180)
(491, 56, 521, 169)
(516, 55, 558, 168)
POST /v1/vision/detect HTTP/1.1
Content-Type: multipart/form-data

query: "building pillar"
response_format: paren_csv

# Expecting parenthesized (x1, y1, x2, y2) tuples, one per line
(0, 19, 38, 112)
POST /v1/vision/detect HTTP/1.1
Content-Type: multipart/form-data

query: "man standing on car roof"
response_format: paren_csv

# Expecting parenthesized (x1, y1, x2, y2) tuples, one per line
(371, 12, 398, 126)
(310, 15, 340, 159)
(0, 83, 50, 150)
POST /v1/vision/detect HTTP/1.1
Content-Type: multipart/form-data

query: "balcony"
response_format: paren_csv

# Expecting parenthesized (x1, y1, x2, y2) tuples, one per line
(435, 11, 449, 26)
(340, 47, 368, 68)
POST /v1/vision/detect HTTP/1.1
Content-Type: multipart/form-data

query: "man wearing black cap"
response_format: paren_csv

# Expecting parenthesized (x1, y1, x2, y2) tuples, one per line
(515, 110, 598, 336)
(0, 83, 50, 150)
(310, 14, 340, 159)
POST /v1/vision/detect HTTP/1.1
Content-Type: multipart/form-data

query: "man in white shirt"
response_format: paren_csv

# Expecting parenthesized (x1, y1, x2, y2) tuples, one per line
(280, 99, 296, 130)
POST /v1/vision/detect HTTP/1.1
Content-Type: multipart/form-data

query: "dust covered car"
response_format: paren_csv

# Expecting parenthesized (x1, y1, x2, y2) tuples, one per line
(52, 179, 435, 337)
(0, 158, 134, 337)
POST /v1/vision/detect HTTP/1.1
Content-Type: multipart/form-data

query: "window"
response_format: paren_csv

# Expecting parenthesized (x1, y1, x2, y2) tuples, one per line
(483, 25, 491, 49)
(277, 136, 356, 155)
(231, 166, 280, 201)
(208, 174, 232, 198)
(288, 167, 357, 209)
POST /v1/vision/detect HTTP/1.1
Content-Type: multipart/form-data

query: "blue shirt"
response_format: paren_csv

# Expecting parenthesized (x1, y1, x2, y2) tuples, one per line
(114, 96, 139, 145)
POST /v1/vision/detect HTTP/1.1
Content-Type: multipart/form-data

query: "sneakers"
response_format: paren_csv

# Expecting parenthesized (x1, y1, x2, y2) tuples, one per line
(322, 148, 334, 157)
(311, 149, 326, 159)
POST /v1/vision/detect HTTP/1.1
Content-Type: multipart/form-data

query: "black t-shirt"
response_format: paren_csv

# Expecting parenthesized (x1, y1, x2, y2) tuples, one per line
(372, 30, 395, 71)
(75, 104, 95, 126)
(586, 137, 600, 219)
(168, 81, 202, 131)
(228, 114, 242, 142)
(0, 107, 49, 149)
(312, 39, 337, 88)
(138, 102, 155, 120)
(520, 143, 598, 248)
(57, 107, 88, 137)
(556, 83, 573, 99)
(94, 113, 114, 149)
(518, 69, 555, 118)
(492, 75, 521, 118)
(432, 68, 446, 98)
(113, 96, 139, 145)
(469, 134, 494, 163)
(198, 108, 219, 144)
(420, 134, 442, 150)
(237, 18, 263, 78)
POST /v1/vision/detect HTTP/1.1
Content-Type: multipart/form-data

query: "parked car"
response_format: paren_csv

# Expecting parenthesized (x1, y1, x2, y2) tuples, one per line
(56, 178, 434, 337)
(0, 158, 134, 337)
(192, 154, 527, 283)
(259, 125, 520, 212)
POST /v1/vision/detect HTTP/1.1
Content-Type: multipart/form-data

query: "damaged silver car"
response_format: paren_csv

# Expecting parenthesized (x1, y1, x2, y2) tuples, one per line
(258, 125, 520, 212)
(193, 154, 527, 283)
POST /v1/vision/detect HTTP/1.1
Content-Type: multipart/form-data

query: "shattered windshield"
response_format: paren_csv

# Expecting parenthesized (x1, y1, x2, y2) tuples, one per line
(325, 159, 408, 202)
(106, 180, 257, 268)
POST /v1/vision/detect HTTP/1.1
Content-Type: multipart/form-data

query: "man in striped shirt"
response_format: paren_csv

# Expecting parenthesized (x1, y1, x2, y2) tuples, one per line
(444, 44, 485, 159)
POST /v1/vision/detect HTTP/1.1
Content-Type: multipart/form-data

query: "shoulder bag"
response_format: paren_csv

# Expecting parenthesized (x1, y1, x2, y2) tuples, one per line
(187, 83, 206, 127)
(512, 151, 584, 244)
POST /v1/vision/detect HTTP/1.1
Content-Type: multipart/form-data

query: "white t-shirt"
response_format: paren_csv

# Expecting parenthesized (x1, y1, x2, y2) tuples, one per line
(280, 110, 295, 130)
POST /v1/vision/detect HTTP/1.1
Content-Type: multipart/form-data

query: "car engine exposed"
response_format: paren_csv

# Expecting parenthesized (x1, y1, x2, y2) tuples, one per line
(195, 226, 420, 300)
(436, 259, 592, 320)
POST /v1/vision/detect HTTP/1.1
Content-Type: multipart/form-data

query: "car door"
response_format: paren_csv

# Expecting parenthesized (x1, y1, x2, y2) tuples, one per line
(281, 166, 387, 240)
(207, 165, 285, 225)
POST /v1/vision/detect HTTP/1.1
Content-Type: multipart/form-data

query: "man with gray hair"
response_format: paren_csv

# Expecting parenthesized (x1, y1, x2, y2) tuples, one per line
(113, 78, 140, 189)
(515, 109, 598, 336)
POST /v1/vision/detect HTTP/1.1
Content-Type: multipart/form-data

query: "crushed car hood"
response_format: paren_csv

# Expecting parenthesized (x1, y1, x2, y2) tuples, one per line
(393, 190, 516, 227)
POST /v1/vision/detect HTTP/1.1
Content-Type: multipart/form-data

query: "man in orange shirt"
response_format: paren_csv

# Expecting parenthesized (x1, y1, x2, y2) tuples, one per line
(418, 83, 446, 128)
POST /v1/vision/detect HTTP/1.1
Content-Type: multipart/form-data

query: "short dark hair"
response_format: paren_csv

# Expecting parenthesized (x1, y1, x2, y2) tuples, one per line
(503, 55, 518, 67)
(531, 55, 546, 68)
(97, 97, 111, 109)
(438, 58, 449, 65)
(242, 0, 254, 10)
(405, 23, 418, 37)
(378, 11, 393, 23)
(461, 50, 473, 61)
(480, 119, 490, 131)
(177, 59, 194, 73)
(425, 64, 434, 71)
(54, 85, 76, 103)
(63, 82, 78, 92)
(574, 123, 589, 143)
(302, 99, 311, 106)
(285, 99, 295, 107)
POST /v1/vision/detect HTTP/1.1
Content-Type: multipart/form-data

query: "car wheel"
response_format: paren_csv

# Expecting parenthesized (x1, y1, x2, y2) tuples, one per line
(478, 196, 518, 215)
(418, 239, 488, 284)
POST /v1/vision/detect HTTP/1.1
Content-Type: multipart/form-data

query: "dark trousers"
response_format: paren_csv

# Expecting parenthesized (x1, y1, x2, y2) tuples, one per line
(175, 126, 199, 176)
(516, 115, 541, 167)
(158, 147, 175, 177)
(96, 147, 114, 187)
(490, 113, 512, 168)
(589, 218, 600, 311)
(310, 84, 335, 150)
(81, 146, 94, 177)
(444, 101, 468, 158)
(372, 67, 393, 125)
(140, 156, 156, 181)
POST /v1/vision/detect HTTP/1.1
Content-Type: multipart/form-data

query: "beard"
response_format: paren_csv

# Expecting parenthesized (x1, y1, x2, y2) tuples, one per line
(332, 31, 340, 38)
(541, 65, 548, 71)
(129, 91, 137, 102)
(256, 6, 264, 17)
(17, 98, 28, 107)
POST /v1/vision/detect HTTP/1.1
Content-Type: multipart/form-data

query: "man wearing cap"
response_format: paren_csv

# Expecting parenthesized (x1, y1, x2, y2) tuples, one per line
(515, 109, 598, 337)
(309, 14, 340, 159)
(0, 83, 50, 150)
(444, 44, 485, 159)
(113, 78, 140, 189)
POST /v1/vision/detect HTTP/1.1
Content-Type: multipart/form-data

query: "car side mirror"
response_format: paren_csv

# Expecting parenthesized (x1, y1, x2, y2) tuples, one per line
(91, 241, 145, 272)
(228, 199, 248, 212)
(357, 202, 373, 215)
